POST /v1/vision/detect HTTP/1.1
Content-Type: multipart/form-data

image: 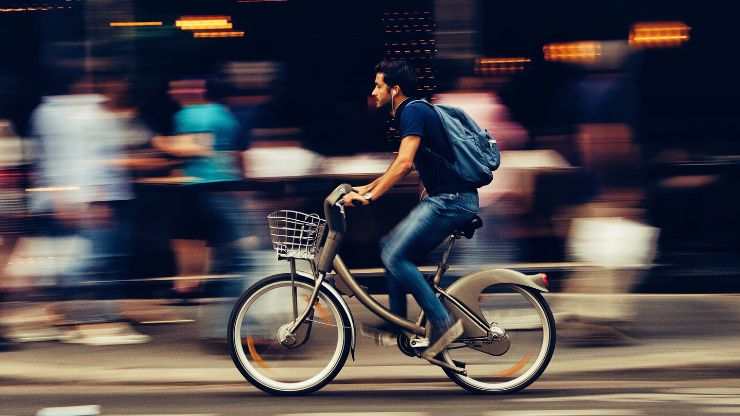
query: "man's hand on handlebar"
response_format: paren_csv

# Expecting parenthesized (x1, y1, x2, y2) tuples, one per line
(352, 185, 371, 196)
(341, 191, 370, 208)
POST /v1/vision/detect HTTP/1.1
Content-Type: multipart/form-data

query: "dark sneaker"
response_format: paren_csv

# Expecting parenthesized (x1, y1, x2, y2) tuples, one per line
(422, 319, 463, 360)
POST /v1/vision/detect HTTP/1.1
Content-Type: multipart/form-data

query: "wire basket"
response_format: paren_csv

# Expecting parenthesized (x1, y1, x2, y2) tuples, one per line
(267, 210, 326, 260)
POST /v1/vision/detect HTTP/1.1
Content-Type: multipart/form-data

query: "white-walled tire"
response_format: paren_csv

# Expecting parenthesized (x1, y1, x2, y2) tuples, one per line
(442, 285, 556, 393)
(228, 274, 353, 395)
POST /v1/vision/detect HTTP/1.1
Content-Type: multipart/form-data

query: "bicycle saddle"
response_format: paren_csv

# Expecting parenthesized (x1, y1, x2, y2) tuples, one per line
(456, 215, 483, 239)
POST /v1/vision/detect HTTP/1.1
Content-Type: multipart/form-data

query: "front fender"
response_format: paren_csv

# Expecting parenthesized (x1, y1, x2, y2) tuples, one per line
(293, 271, 357, 360)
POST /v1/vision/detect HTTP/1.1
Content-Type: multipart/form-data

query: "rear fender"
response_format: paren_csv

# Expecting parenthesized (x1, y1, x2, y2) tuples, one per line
(443, 269, 549, 338)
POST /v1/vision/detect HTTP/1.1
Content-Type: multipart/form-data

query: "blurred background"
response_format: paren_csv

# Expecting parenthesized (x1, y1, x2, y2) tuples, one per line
(1, 1, 740, 413)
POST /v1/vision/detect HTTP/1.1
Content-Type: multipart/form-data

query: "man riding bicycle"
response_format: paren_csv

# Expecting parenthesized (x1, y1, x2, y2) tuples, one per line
(342, 60, 480, 359)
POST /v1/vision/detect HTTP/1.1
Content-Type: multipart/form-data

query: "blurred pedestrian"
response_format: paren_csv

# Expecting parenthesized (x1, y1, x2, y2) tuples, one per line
(29, 68, 149, 346)
(0, 119, 26, 350)
(154, 77, 252, 346)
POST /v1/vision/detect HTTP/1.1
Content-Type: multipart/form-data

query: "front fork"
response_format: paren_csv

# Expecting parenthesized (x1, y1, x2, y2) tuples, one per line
(279, 259, 325, 346)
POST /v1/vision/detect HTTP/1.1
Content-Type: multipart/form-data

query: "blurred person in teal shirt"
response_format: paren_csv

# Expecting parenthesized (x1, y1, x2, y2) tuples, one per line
(172, 98, 242, 183)
(154, 78, 252, 346)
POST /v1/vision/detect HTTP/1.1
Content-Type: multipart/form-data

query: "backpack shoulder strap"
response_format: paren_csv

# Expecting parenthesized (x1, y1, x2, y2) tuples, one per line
(403, 100, 454, 165)
(407, 98, 431, 106)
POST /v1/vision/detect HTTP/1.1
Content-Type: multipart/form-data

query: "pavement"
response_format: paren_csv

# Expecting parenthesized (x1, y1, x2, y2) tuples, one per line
(1, 293, 740, 386)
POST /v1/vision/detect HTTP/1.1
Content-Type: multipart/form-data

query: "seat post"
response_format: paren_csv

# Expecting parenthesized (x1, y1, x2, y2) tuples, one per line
(432, 235, 457, 286)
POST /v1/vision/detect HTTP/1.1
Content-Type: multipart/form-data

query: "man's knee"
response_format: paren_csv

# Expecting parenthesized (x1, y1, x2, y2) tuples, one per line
(381, 240, 407, 274)
(380, 240, 393, 267)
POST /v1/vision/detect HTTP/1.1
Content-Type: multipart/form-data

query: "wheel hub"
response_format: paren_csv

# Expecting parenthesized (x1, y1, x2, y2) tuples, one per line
(489, 324, 507, 342)
(277, 322, 297, 347)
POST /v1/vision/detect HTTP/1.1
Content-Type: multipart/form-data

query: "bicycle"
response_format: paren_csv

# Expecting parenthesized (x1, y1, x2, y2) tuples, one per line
(228, 184, 556, 395)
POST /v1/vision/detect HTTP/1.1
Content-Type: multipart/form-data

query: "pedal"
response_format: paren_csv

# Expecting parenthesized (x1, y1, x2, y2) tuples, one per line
(409, 337, 429, 349)
(424, 356, 467, 376)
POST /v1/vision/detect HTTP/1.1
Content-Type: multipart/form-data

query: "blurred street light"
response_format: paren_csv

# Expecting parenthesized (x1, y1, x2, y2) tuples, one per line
(629, 21, 690, 48)
(193, 31, 245, 39)
(544, 41, 602, 63)
(110, 21, 163, 27)
(476, 57, 531, 75)
(176, 16, 233, 31)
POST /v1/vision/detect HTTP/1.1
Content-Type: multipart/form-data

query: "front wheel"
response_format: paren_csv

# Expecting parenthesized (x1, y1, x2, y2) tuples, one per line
(442, 284, 556, 393)
(228, 274, 353, 395)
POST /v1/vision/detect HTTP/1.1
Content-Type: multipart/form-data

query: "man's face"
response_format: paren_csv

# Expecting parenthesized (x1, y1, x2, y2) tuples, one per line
(371, 73, 392, 109)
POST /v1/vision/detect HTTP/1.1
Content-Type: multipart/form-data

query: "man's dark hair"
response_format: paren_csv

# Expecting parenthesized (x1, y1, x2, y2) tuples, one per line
(375, 60, 417, 97)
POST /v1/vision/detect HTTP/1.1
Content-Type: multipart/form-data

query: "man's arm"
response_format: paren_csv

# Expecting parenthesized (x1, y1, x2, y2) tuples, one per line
(369, 135, 420, 199)
(343, 135, 421, 206)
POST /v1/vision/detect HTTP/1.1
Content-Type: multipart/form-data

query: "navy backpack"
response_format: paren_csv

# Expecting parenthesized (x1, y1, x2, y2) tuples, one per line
(411, 100, 500, 188)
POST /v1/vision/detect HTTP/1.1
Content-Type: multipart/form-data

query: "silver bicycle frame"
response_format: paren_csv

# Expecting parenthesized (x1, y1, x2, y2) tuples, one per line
(287, 233, 492, 340)
(332, 254, 426, 336)
(284, 184, 493, 341)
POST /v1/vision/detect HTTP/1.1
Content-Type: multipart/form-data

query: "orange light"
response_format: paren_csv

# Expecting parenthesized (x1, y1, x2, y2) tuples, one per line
(110, 21, 163, 27)
(177, 15, 231, 21)
(176, 16, 233, 31)
(478, 57, 531, 64)
(476, 57, 531, 75)
(543, 41, 601, 63)
(630, 22, 690, 47)
(193, 31, 245, 38)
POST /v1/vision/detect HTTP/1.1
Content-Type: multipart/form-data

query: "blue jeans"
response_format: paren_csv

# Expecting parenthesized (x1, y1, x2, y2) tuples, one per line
(54, 201, 132, 323)
(193, 190, 254, 340)
(380, 191, 479, 331)
(198, 191, 251, 298)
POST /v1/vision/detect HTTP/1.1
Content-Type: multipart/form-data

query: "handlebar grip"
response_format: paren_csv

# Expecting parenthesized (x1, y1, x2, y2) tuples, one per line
(318, 183, 353, 273)
(323, 183, 353, 234)
(325, 184, 353, 207)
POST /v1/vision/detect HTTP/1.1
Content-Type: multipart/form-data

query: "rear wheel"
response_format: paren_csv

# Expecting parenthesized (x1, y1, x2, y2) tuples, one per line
(442, 284, 556, 393)
(228, 274, 353, 395)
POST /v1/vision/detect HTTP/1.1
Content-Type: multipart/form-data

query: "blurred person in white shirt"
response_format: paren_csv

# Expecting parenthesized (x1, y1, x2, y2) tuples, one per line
(30, 68, 149, 346)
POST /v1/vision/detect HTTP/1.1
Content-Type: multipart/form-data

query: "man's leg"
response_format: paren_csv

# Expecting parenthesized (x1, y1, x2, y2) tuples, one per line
(202, 191, 251, 295)
(380, 199, 460, 331)
(381, 193, 479, 357)
(199, 191, 251, 343)
(385, 268, 408, 320)
(59, 202, 149, 345)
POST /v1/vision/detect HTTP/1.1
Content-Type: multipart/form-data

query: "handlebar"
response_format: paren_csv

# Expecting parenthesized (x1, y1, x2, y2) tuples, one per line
(335, 199, 363, 208)
(317, 183, 353, 273)
(323, 183, 352, 232)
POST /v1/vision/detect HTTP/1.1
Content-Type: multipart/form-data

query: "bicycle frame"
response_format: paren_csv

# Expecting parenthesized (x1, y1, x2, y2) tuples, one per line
(284, 183, 492, 340)
(330, 237, 492, 338)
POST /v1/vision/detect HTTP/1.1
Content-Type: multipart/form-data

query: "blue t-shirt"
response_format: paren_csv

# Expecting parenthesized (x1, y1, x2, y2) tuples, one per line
(174, 103, 242, 183)
(397, 100, 467, 195)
